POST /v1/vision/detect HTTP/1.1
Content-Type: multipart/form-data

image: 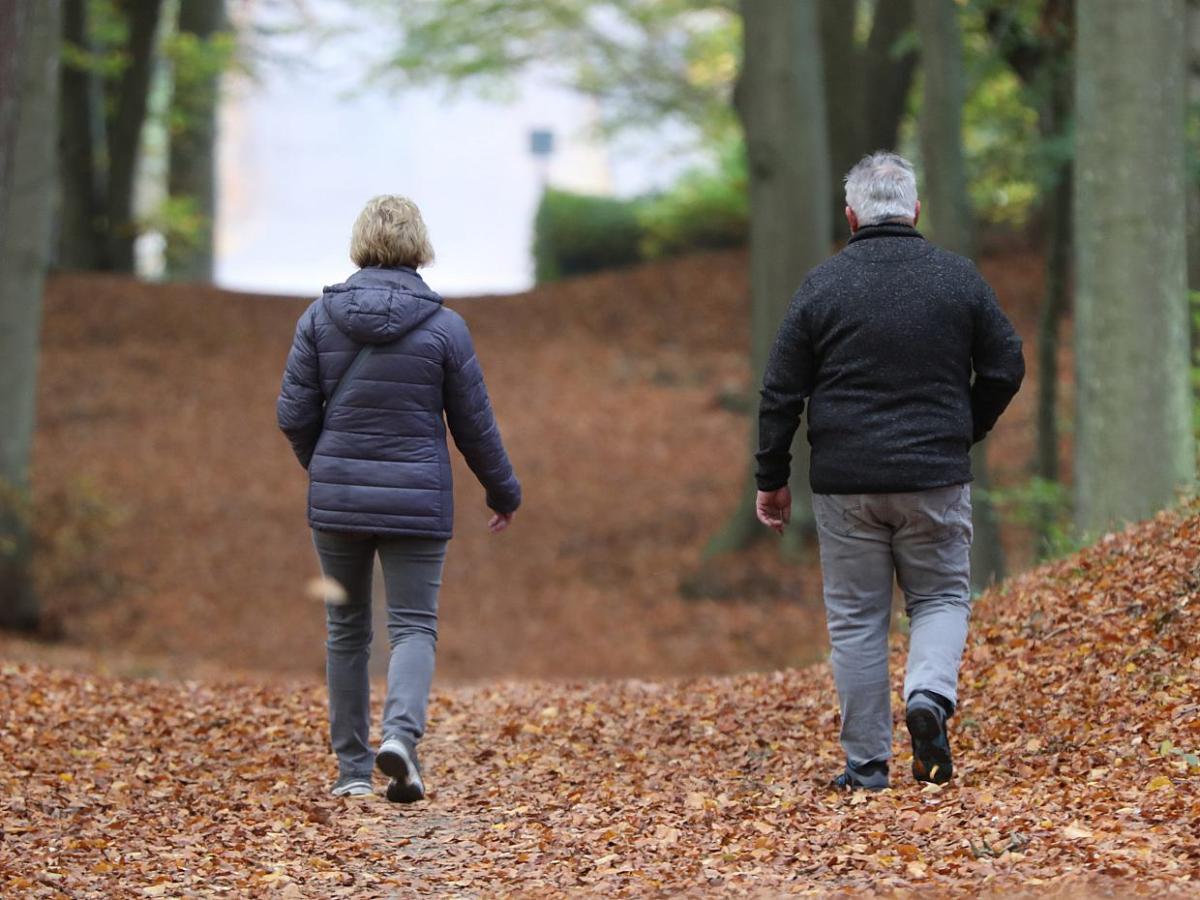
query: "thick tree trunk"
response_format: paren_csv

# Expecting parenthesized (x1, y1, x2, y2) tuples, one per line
(863, 0, 918, 155)
(1075, 0, 1195, 534)
(57, 0, 106, 270)
(0, 0, 32, 206)
(105, 0, 163, 273)
(166, 0, 226, 281)
(0, 0, 60, 630)
(708, 0, 831, 557)
(820, 0, 917, 243)
(819, 0, 862, 242)
(1187, 0, 1200, 292)
(917, 0, 1006, 589)
(1033, 108, 1072, 554)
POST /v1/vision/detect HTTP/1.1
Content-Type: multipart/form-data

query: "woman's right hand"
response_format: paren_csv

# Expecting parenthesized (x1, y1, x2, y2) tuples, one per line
(488, 511, 515, 534)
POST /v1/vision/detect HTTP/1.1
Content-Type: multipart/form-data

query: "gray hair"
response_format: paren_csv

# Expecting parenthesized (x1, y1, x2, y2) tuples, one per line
(843, 152, 919, 226)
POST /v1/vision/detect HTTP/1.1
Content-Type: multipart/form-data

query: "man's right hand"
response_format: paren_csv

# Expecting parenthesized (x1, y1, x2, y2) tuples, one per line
(756, 486, 792, 534)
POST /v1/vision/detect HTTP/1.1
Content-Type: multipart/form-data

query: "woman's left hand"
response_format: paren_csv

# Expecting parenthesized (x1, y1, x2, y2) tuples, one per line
(488, 511, 516, 534)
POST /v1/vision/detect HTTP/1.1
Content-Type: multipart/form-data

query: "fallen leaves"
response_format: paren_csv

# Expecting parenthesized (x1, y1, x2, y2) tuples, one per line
(2, 508, 1199, 895)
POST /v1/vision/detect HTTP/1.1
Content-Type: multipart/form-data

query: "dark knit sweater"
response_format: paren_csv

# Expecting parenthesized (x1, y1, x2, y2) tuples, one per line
(756, 223, 1025, 495)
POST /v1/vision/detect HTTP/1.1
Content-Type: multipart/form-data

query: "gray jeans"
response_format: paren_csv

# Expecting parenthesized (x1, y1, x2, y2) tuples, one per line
(812, 484, 973, 768)
(312, 529, 448, 779)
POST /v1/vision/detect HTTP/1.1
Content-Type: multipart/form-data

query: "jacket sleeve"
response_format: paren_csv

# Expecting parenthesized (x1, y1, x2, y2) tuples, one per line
(276, 308, 324, 469)
(443, 315, 522, 514)
(970, 278, 1025, 443)
(755, 283, 816, 492)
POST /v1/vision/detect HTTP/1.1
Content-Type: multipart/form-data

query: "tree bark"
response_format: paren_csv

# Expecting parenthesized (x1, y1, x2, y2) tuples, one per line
(105, 0, 163, 273)
(0, 0, 60, 630)
(1075, 0, 1195, 534)
(708, 0, 831, 557)
(1033, 84, 1072, 554)
(917, 0, 1006, 589)
(819, 0, 862, 242)
(0, 0, 32, 209)
(820, 0, 918, 242)
(57, 0, 106, 270)
(166, 0, 226, 281)
(863, 0, 918, 155)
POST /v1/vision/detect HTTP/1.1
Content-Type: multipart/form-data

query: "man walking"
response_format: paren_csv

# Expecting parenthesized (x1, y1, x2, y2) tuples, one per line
(755, 152, 1024, 790)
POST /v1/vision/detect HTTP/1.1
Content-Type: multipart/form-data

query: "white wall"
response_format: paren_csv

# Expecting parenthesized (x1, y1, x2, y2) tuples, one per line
(215, 1, 698, 298)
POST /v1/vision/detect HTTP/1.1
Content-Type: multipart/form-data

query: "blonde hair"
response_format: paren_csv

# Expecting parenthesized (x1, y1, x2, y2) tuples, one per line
(349, 195, 435, 269)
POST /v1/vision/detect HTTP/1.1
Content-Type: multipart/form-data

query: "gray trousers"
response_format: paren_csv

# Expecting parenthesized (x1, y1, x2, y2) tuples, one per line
(812, 484, 973, 768)
(312, 529, 447, 779)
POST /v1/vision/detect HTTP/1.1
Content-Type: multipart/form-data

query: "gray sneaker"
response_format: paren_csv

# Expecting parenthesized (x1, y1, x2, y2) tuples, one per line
(376, 737, 425, 803)
(331, 774, 374, 797)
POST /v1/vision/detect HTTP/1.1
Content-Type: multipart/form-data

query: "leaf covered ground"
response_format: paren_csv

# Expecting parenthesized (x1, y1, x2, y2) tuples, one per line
(2, 507, 1197, 897)
(26, 249, 1046, 682)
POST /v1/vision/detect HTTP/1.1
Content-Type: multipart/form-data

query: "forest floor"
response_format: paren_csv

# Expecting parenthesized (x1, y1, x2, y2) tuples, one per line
(1, 505, 1196, 897)
(10, 247, 1054, 682)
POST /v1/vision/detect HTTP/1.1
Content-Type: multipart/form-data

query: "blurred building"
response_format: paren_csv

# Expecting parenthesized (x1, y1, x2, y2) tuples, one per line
(215, 0, 687, 297)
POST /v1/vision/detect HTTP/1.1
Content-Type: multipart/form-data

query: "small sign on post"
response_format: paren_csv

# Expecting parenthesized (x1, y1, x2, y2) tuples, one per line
(529, 128, 555, 187)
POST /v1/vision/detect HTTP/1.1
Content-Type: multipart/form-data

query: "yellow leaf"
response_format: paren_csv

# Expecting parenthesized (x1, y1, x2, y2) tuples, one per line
(1147, 775, 1172, 791)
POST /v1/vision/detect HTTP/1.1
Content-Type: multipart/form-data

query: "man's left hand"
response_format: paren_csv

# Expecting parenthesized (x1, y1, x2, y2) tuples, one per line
(756, 486, 792, 534)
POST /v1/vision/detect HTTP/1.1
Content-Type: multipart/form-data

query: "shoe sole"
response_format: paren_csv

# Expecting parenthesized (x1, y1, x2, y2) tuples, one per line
(377, 744, 425, 803)
(906, 707, 953, 784)
(331, 780, 374, 798)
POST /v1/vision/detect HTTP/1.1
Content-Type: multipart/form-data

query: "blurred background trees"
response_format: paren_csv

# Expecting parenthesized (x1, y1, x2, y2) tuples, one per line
(2, 0, 1199, 632)
(56, 0, 233, 276)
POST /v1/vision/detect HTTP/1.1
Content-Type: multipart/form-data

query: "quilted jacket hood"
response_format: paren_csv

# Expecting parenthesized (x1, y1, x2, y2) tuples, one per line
(321, 266, 444, 345)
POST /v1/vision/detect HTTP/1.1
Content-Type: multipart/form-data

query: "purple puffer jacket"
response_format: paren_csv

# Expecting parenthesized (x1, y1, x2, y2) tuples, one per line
(276, 266, 521, 538)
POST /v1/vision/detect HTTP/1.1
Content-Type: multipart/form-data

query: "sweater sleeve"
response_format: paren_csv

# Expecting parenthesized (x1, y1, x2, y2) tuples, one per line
(755, 283, 816, 491)
(443, 315, 522, 514)
(970, 278, 1025, 442)
(276, 308, 324, 469)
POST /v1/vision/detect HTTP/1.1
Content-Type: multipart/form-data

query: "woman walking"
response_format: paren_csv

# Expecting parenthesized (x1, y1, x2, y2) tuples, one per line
(277, 195, 521, 801)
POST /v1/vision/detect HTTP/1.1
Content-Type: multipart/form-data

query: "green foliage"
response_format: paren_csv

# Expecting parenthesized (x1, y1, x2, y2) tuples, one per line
(142, 195, 207, 256)
(31, 479, 124, 635)
(61, 0, 133, 81)
(533, 141, 749, 282)
(164, 28, 237, 133)
(364, 0, 740, 141)
(984, 477, 1082, 559)
(637, 139, 747, 258)
(533, 189, 646, 282)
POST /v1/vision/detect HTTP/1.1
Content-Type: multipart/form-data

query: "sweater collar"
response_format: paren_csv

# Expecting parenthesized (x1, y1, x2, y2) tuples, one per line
(846, 222, 924, 244)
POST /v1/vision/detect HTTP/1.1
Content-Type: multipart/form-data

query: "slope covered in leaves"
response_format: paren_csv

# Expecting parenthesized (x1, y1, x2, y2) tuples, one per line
(27, 249, 1044, 682)
(2, 508, 1197, 897)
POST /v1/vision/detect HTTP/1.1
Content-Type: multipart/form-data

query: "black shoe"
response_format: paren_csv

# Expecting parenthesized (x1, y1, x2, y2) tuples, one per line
(830, 759, 889, 791)
(377, 737, 425, 803)
(906, 693, 953, 784)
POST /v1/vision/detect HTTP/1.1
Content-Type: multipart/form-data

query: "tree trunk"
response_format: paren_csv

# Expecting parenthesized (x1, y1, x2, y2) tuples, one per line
(1033, 79, 1072, 554)
(1075, 0, 1195, 534)
(165, 0, 226, 281)
(820, 0, 918, 243)
(57, 0, 106, 270)
(819, 0, 862, 243)
(708, 0, 831, 557)
(105, 0, 163, 273)
(1186, 0, 1200, 292)
(0, 0, 32, 207)
(917, 0, 1006, 589)
(0, 0, 60, 630)
(863, 0, 918, 154)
